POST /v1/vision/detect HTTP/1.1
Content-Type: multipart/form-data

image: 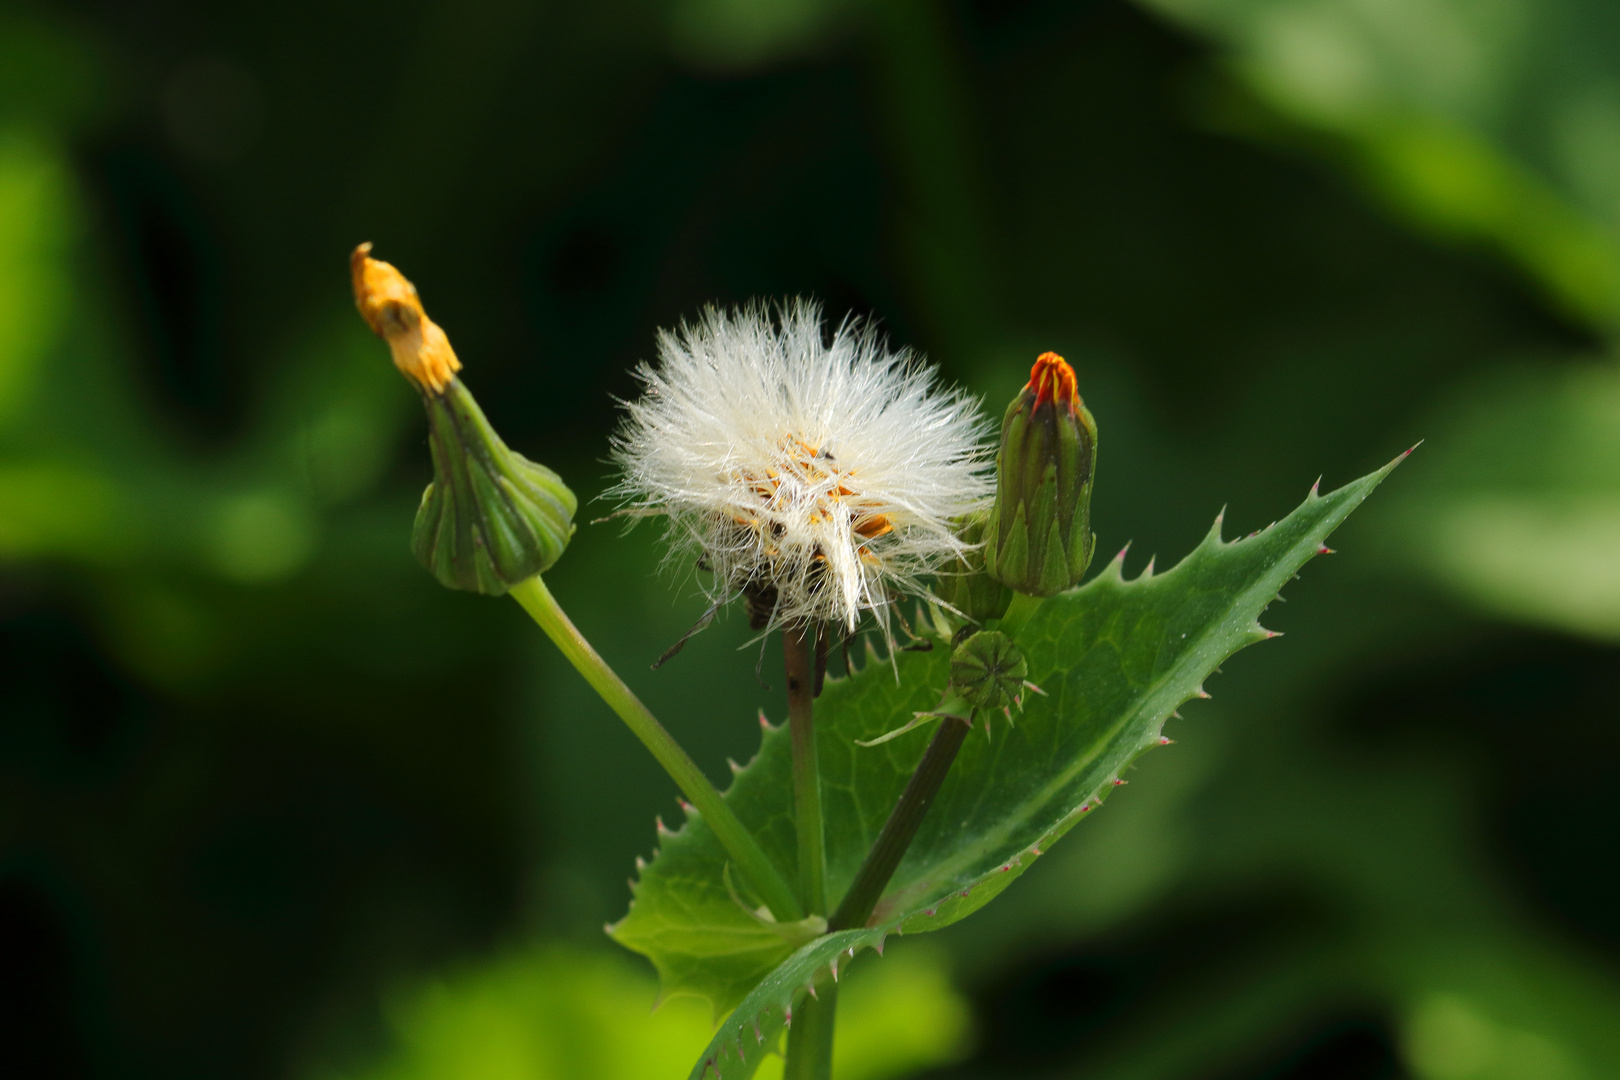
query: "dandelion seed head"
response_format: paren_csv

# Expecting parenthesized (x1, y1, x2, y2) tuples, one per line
(609, 300, 993, 632)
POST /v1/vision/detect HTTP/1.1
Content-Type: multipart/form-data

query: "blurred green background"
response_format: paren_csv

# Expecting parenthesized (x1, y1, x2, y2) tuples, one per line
(4, 0, 1620, 1077)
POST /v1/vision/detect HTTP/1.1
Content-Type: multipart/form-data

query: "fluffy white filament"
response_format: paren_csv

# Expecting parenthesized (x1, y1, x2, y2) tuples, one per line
(609, 301, 993, 633)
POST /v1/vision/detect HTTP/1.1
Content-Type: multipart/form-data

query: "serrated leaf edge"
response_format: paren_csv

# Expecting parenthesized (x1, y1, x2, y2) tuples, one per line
(874, 455, 1405, 928)
(635, 455, 1409, 1068)
(686, 928, 886, 1080)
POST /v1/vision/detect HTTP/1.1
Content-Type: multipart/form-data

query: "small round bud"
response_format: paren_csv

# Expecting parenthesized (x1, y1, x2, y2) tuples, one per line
(948, 630, 1027, 714)
(984, 351, 1097, 596)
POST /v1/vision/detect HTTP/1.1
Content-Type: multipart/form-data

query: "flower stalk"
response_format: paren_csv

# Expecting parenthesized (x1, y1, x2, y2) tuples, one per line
(830, 693, 972, 931)
(784, 621, 827, 915)
(995, 590, 1044, 639)
(783, 981, 838, 1080)
(784, 618, 832, 1080)
(511, 576, 805, 923)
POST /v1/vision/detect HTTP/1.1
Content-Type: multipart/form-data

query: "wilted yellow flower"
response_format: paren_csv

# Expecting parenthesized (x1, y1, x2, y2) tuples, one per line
(349, 242, 575, 594)
(350, 242, 462, 393)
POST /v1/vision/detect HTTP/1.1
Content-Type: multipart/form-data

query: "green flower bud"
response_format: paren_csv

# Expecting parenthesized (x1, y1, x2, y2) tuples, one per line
(948, 630, 1027, 714)
(984, 351, 1096, 596)
(935, 511, 1012, 624)
(353, 244, 576, 595)
(413, 380, 577, 594)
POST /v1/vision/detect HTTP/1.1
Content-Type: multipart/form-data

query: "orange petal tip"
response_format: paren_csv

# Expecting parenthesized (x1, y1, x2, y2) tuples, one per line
(1028, 351, 1079, 410)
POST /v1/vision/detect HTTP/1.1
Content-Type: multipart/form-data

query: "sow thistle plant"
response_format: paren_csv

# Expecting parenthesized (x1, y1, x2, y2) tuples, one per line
(352, 245, 1407, 1080)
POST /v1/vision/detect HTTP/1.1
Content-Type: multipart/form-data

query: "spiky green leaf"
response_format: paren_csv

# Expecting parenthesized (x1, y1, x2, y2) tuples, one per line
(610, 456, 1406, 1047)
(684, 928, 886, 1080)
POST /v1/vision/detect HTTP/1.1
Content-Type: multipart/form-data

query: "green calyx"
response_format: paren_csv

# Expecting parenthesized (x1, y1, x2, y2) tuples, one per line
(935, 512, 1013, 623)
(948, 629, 1027, 714)
(413, 378, 577, 595)
(984, 359, 1097, 597)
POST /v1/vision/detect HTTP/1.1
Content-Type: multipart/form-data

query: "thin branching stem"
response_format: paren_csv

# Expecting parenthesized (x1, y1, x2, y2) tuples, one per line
(996, 590, 1044, 639)
(830, 694, 972, 931)
(509, 575, 804, 923)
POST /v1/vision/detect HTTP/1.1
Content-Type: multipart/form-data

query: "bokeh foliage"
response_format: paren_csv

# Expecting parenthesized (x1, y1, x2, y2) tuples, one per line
(3, 0, 1620, 1078)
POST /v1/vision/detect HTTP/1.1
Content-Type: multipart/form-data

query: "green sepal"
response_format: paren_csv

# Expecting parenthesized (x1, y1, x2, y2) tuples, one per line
(411, 378, 577, 595)
(934, 512, 1012, 622)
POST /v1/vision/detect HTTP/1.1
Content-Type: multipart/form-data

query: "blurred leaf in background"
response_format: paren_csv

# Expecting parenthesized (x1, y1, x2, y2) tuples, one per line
(1143, 0, 1620, 648)
(322, 941, 968, 1080)
(1385, 362, 1620, 642)
(1144, 0, 1620, 328)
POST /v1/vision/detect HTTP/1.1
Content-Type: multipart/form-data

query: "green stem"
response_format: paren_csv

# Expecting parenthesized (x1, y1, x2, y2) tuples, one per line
(784, 622, 827, 915)
(783, 622, 833, 1080)
(996, 590, 1043, 639)
(783, 980, 838, 1080)
(509, 575, 804, 923)
(830, 694, 971, 931)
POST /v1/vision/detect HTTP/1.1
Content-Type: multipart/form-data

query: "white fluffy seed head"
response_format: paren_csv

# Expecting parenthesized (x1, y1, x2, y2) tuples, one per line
(608, 300, 994, 633)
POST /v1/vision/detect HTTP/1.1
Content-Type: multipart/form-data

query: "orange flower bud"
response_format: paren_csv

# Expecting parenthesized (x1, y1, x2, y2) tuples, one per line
(984, 351, 1097, 596)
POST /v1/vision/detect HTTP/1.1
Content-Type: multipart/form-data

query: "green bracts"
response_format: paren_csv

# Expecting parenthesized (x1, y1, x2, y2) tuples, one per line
(413, 378, 577, 595)
(948, 630, 1028, 714)
(936, 511, 1013, 623)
